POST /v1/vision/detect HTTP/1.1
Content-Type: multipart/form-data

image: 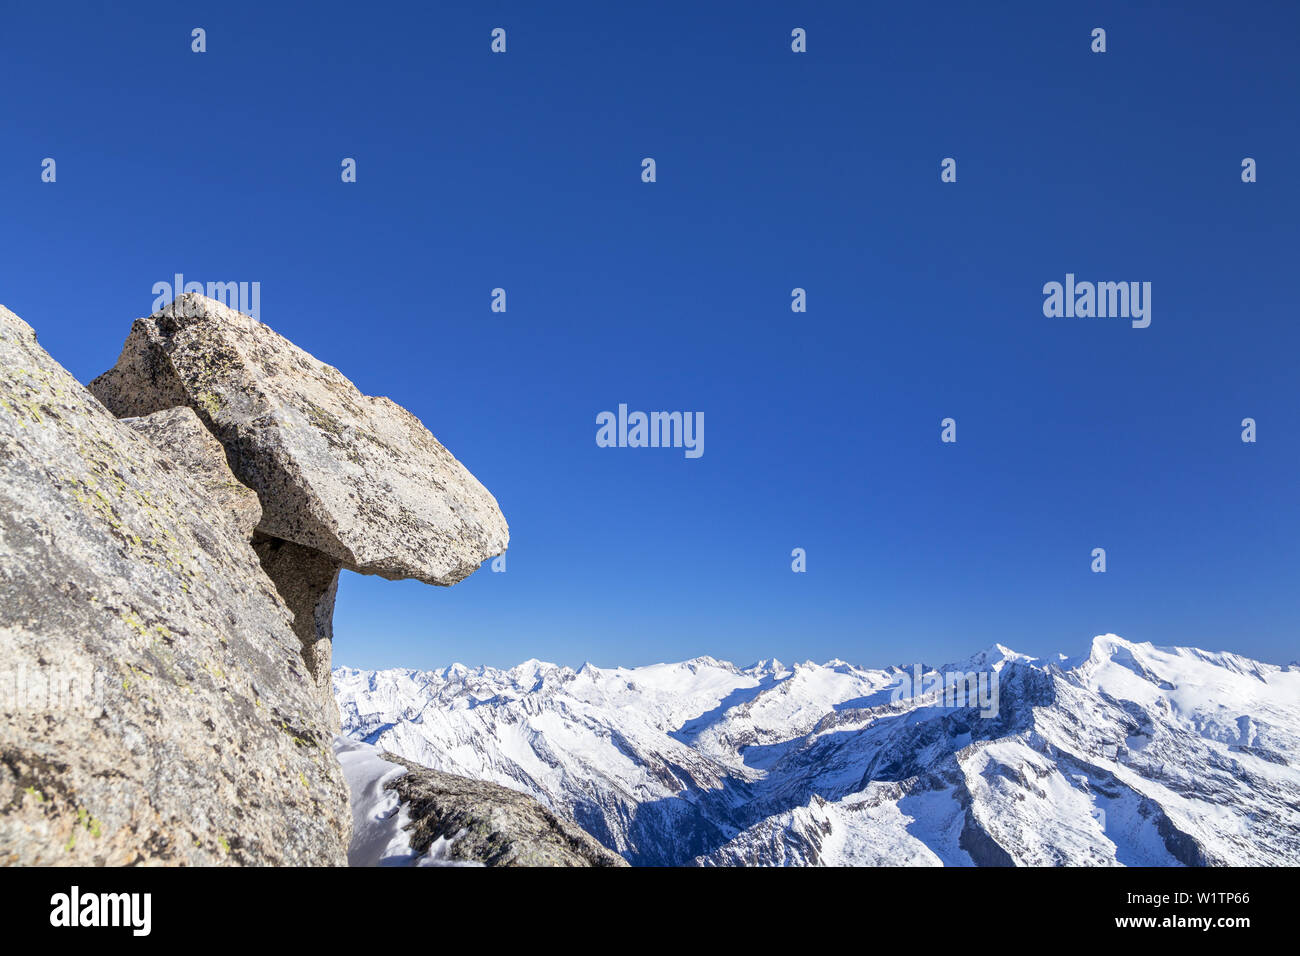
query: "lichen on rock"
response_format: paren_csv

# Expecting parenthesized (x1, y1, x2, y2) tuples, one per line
(0, 304, 350, 865)
(89, 293, 509, 586)
(122, 406, 262, 540)
(90, 294, 509, 727)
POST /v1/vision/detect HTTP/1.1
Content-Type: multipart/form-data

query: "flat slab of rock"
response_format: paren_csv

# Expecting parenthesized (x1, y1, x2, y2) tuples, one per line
(0, 304, 349, 865)
(123, 406, 262, 539)
(89, 294, 508, 585)
(380, 754, 628, 867)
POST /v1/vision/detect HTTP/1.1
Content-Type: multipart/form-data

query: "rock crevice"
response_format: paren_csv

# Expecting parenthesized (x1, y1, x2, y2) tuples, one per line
(252, 534, 342, 732)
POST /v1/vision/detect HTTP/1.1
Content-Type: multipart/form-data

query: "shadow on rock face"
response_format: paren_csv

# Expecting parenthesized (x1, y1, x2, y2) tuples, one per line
(252, 534, 342, 732)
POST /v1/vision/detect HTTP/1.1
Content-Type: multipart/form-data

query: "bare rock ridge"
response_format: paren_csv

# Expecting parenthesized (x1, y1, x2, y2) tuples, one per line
(0, 304, 349, 864)
(89, 293, 509, 726)
(380, 753, 628, 867)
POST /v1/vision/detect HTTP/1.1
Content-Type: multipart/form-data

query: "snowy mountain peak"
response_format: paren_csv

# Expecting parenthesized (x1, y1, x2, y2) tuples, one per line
(943, 642, 1037, 674)
(746, 657, 788, 678)
(1088, 631, 1142, 659)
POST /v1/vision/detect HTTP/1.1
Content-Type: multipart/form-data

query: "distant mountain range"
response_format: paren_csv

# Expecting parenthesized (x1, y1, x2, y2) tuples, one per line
(334, 635, 1300, 866)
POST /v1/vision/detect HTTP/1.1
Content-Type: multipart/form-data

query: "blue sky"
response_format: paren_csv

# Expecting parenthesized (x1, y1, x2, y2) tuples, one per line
(2, 2, 1297, 670)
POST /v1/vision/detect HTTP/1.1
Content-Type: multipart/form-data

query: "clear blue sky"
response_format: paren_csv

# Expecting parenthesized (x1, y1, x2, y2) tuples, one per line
(2, 2, 1297, 670)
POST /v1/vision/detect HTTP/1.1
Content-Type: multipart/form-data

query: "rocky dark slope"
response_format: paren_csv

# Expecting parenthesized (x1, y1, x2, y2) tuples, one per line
(382, 753, 627, 866)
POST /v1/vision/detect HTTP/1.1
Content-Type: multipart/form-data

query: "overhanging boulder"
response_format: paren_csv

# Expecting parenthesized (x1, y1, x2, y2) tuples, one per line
(89, 294, 509, 585)
(89, 294, 509, 724)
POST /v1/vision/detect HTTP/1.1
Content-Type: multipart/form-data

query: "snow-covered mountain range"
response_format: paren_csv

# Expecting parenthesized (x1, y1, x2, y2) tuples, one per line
(333, 635, 1300, 866)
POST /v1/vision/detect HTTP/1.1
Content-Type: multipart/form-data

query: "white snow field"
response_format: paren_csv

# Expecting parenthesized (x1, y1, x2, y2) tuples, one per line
(335, 635, 1300, 866)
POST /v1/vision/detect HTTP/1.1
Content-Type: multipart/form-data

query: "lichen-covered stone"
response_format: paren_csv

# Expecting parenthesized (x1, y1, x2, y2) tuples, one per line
(89, 294, 508, 586)
(0, 304, 349, 865)
(123, 406, 262, 539)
